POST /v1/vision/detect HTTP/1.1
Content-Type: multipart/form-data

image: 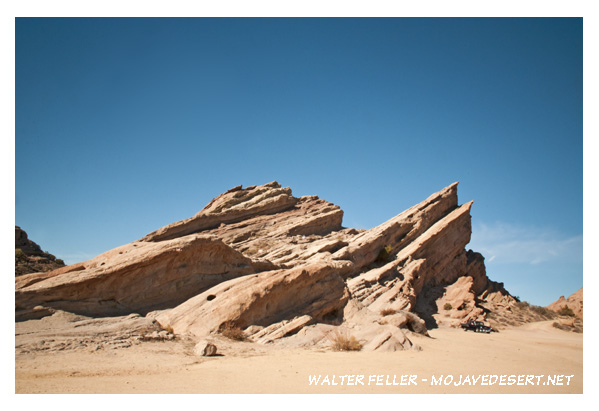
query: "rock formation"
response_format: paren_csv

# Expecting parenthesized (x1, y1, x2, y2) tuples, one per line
(547, 288, 583, 319)
(15, 181, 516, 351)
(15, 226, 65, 276)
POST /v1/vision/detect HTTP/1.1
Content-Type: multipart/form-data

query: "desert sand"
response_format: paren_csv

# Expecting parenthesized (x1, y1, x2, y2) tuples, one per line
(15, 321, 581, 394)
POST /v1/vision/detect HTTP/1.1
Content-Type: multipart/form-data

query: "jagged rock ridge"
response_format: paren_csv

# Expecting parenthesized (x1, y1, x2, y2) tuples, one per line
(15, 181, 515, 350)
(15, 226, 65, 276)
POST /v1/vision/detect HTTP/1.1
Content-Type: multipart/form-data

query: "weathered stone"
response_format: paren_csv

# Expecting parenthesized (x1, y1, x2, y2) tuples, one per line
(194, 341, 217, 356)
(156, 261, 351, 338)
(141, 182, 300, 242)
(547, 288, 583, 319)
(251, 315, 313, 344)
(16, 181, 524, 352)
(15, 310, 163, 354)
(15, 234, 274, 317)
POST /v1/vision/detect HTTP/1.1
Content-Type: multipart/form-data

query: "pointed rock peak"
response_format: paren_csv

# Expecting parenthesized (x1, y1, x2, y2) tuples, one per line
(435, 181, 459, 199)
(263, 181, 282, 188)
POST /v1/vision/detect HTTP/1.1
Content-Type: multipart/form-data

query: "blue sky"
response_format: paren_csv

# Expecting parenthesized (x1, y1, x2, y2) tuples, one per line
(14, 18, 583, 306)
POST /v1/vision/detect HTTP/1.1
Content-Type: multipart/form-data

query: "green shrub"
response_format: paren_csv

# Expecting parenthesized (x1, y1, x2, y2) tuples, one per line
(376, 245, 393, 263)
(15, 248, 26, 260)
(55, 258, 65, 265)
(219, 322, 247, 341)
(530, 304, 557, 319)
(443, 303, 453, 311)
(557, 305, 575, 317)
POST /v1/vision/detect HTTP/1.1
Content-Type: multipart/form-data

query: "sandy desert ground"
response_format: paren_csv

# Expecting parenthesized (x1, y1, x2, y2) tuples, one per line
(15, 320, 582, 394)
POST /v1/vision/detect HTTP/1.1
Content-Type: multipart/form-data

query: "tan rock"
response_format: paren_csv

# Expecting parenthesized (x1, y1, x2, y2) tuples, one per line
(156, 261, 351, 338)
(16, 181, 520, 352)
(141, 182, 299, 242)
(194, 340, 218, 356)
(547, 288, 583, 318)
(16, 234, 273, 317)
(250, 315, 313, 344)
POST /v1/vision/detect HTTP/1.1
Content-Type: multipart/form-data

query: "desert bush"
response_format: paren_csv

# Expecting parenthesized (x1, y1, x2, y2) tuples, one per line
(443, 303, 453, 311)
(55, 258, 65, 265)
(15, 248, 26, 260)
(376, 245, 393, 263)
(329, 331, 362, 352)
(530, 304, 557, 319)
(557, 305, 575, 317)
(380, 308, 396, 317)
(552, 321, 581, 332)
(220, 322, 247, 341)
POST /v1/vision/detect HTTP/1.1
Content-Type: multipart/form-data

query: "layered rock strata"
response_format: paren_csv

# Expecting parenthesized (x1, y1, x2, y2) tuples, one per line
(15, 181, 515, 351)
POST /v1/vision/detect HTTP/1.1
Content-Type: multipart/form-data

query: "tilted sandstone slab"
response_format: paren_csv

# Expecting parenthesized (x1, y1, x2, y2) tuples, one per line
(141, 182, 300, 242)
(200, 194, 347, 266)
(16, 180, 519, 352)
(155, 260, 352, 338)
(248, 315, 314, 344)
(142, 181, 349, 268)
(15, 234, 275, 318)
(331, 182, 459, 271)
(347, 201, 474, 314)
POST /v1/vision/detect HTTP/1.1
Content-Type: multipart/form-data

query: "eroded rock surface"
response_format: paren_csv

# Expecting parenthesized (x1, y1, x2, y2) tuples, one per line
(16, 181, 519, 352)
(15, 310, 165, 354)
(547, 288, 583, 319)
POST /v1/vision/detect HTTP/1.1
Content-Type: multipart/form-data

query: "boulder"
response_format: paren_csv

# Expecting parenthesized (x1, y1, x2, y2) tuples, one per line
(194, 341, 218, 356)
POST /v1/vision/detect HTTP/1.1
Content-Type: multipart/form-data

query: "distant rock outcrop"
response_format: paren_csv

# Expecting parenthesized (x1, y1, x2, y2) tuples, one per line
(15, 226, 65, 276)
(16, 181, 518, 351)
(547, 288, 583, 319)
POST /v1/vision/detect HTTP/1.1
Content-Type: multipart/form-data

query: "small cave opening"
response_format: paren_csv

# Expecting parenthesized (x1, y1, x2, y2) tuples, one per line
(207, 294, 216, 301)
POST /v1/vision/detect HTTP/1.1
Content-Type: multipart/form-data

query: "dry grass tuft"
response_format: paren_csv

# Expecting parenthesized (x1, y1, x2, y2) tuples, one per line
(220, 322, 247, 341)
(329, 330, 363, 351)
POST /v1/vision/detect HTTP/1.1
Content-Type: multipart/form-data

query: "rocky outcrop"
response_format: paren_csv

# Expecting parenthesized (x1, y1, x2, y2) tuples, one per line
(15, 226, 65, 276)
(16, 181, 515, 351)
(16, 234, 277, 318)
(547, 288, 583, 319)
(15, 310, 165, 354)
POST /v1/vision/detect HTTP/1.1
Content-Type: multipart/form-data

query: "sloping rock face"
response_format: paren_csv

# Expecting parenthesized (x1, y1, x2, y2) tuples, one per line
(15, 226, 65, 276)
(16, 234, 276, 318)
(15, 181, 515, 351)
(547, 288, 583, 319)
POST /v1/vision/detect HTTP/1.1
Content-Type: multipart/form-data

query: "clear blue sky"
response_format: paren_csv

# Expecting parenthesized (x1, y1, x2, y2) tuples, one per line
(15, 18, 582, 306)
